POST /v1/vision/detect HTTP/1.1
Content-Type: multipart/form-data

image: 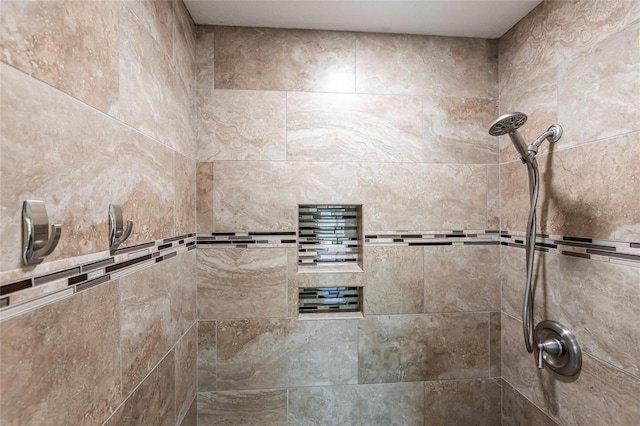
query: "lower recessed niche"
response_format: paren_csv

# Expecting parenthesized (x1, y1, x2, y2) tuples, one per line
(297, 204, 363, 273)
(298, 286, 363, 320)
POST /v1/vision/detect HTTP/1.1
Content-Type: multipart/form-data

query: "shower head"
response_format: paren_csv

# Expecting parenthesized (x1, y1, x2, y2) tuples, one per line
(488, 112, 529, 161)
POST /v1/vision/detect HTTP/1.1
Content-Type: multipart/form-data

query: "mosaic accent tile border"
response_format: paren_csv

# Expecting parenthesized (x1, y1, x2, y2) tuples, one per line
(196, 232, 298, 248)
(365, 229, 500, 246)
(500, 231, 640, 268)
(0, 234, 196, 321)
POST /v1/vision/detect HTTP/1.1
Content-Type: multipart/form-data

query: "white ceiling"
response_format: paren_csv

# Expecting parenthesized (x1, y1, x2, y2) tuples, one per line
(184, 0, 542, 39)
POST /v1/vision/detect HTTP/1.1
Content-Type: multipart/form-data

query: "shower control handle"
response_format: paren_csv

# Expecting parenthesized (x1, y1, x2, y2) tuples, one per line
(537, 337, 563, 369)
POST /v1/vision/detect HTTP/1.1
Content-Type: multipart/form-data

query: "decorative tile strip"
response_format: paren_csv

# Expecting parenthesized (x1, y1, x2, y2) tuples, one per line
(196, 231, 298, 248)
(364, 230, 500, 246)
(0, 234, 196, 321)
(500, 231, 640, 267)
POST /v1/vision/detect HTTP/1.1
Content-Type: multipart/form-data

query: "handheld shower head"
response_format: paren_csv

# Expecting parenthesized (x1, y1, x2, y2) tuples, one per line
(489, 112, 529, 161)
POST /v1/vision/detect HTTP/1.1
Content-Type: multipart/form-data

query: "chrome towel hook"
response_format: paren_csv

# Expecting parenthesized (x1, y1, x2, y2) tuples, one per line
(109, 204, 133, 251)
(22, 200, 62, 265)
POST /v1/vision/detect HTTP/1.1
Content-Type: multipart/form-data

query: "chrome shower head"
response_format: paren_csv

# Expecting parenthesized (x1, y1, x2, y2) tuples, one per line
(489, 112, 529, 160)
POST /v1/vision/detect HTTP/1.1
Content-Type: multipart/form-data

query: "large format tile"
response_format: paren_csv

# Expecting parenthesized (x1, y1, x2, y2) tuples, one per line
(198, 90, 286, 161)
(487, 164, 500, 229)
(0, 0, 119, 114)
(120, 252, 196, 395)
(423, 97, 498, 164)
(287, 92, 423, 162)
(198, 389, 287, 426)
(175, 152, 196, 235)
(424, 378, 501, 426)
(122, 0, 174, 59)
(105, 350, 175, 426)
(502, 381, 557, 426)
(358, 313, 490, 383)
(423, 245, 500, 312)
(0, 62, 175, 274)
(363, 246, 424, 314)
(288, 383, 424, 425)
(172, 0, 196, 85)
(356, 33, 497, 98)
(197, 248, 287, 319)
(217, 318, 358, 390)
(212, 26, 356, 92)
(196, 162, 214, 231)
(195, 30, 215, 87)
(176, 325, 198, 424)
(0, 281, 121, 425)
(558, 28, 640, 147)
(198, 321, 217, 392)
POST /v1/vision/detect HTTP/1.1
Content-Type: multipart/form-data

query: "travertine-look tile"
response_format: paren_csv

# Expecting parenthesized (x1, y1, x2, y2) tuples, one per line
(196, 30, 215, 87)
(287, 92, 423, 162)
(558, 28, 640, 146)
(551, 255, 640, 376)
(364, 246, 424, 314)
(217, 318, 358, 390)
(122, 0, 174, 58)
(180, 396, 197, 426)
(423, 97, 498, 164)
(118, 4, 194, 158)
(198, 90, 286, 161)
(502, 381, 557, 426)
(198, 390, 287, 426)
(120, 252, 197, 395)
(490, 312, 501, 377)
(356, 33, 497, 98)
(105, 350, 175, 426)
(501, 133, 640, 241)
(358, 313, 490, 383)
(424, 378, 501, 426)
(175, 153, 196, 235)
(172, 0, 196, 85)
(212, 161, 362, 231)
(501, 312, 640, 425)
(197, 248, 287, 319)
(213, 26, 356, 92)
(0, 281, 121, 425)
(487, 164, 500, 229)
(358, 163, 489, 233)
(0, 0, 119, 113)
(288, 383, 425, 425)
(176, 325, 198, 424)
(499, 67, 558, 163)
(198, 321, 217, 392)
(196, 162, 214, 231)
(424, 245, 500, 312)
(0, 62, 175, 274)
(286, 249, 364, 317)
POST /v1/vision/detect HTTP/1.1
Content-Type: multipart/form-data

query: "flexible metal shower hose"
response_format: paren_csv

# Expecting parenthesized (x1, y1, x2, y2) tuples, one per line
(523, 156, 539, 353)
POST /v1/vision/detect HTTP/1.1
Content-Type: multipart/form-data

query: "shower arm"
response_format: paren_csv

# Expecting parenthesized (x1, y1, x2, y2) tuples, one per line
(528, 124, 563, 155)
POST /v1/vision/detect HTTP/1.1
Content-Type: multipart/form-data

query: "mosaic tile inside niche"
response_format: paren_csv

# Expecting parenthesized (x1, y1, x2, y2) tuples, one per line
(500, 231, 640, 268)
(0, 234, 196, 321)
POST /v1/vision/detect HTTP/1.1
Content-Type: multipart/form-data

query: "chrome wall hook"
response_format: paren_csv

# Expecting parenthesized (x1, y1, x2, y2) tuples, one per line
(109, 204, 133, 251)
(22, 200, 62, 265)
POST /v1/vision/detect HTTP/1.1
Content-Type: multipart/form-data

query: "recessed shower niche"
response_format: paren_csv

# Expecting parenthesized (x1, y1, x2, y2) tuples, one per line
(297, 205, 363, 273)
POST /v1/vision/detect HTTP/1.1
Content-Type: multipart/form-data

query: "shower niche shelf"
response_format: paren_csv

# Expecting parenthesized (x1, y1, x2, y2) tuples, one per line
(297, 204, 363, 274)
(298, 286, 363, 320)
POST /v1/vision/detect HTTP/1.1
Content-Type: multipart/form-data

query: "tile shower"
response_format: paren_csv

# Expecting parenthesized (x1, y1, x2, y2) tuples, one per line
(0, 1, 638, 426)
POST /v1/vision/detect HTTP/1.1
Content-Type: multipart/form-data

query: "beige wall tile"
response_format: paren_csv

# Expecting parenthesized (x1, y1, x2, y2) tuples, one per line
(551, 255, 640, 376)
(424, 378, 501, 425)
(424, 245, 500, 312)
(490, 312, 501, 377)
(364, 246, 424, 314)
(0, 63, 175, 273)
(198, 321, 217, 392)
(120, 252, 196, 395)
(502, 381, 557, 426)
(198, 90, 286, 161)
(487, 164, 500, 229)
(423, 97, 498, 164)
(0, 281, 121, 425)
(213, 26, 356, 92)
(198, 390, 287, 425)
(356, 33, 497, 98)
(558, 28, 640, 147)
(217, 318, 358, 389)
(106, 350, 175, 426)
(288, 383, 424, 425)
(175, 153, 196, 235)
(172, 0, 196, 85)
(180, 397, 197, 426)
(122, 0, 174, 59)
(196, 162, 215, 232)
(358, 313, 490, 383)
(195, 29, 215, 87)
(287, 92, 423, 162)
(0, 0, 119, 114)
(175, 325, 198, 424)
(197, 248, 287, 319)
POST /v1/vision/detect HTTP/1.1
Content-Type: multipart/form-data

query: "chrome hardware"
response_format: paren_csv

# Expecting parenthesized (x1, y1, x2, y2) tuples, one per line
(108, 204, 133, 251)
(534, 320, 582, 376)
(22, 200, 62, 265)
(528, 124, 563, 155)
